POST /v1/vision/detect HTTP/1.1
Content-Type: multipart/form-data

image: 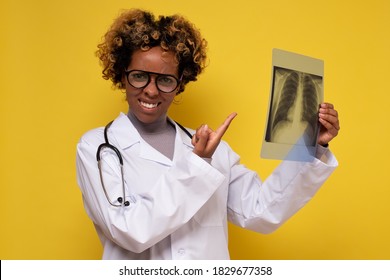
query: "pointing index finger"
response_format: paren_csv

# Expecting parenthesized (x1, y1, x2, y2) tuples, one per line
(215, 112, 238, 138)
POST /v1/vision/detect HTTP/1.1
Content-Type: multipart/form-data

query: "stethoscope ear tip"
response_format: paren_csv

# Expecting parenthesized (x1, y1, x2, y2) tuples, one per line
(117, 197, 130, 206)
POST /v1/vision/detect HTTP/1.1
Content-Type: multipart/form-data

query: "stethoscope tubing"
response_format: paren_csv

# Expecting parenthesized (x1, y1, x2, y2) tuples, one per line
(96, 121, 128, 206)
(96, 119, 192, 207)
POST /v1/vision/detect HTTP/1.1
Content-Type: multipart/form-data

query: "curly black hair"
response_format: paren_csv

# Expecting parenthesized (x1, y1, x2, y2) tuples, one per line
(96, 9, 208, 94)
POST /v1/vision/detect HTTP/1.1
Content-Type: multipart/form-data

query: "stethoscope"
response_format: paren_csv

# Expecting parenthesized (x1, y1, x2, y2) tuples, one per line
(96, 120, 192, 207)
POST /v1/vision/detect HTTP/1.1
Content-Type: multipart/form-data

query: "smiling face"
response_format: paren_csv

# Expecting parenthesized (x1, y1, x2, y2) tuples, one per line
(124, 47, 180, 124)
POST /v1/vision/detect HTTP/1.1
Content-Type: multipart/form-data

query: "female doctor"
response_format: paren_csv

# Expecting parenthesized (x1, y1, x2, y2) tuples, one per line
(76, 9, 340, 260)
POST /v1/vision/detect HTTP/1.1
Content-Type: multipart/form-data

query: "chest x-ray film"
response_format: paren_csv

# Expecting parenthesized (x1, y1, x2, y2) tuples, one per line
(261, 49, 324, 162)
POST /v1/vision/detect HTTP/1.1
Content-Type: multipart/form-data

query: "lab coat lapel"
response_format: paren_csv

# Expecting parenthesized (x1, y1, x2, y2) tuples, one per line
(139, 141, 173, 166)
(139, 119, 194, 166)
(110, 113, 180, 166)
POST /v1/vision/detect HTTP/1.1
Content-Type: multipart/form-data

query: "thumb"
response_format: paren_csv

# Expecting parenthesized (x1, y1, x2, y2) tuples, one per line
(192, 124, 209, 152)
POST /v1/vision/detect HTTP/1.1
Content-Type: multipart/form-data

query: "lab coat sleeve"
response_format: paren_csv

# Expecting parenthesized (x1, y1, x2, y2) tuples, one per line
(76, 130, 225, 253)
(225, 143, 338, 234)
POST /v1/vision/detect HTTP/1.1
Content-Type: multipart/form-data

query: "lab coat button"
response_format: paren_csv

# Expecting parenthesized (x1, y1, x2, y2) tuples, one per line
(178, 248, 185, 255)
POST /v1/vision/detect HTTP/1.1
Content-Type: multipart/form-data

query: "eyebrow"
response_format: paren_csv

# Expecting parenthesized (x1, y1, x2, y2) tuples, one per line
(125, 69, 179, 79)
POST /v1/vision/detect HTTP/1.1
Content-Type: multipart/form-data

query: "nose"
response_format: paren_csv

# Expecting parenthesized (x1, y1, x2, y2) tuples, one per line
(143, 76, 159, 97)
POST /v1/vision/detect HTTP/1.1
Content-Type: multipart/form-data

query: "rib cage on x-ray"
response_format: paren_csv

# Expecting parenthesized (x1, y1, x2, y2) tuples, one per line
(267, 68, 321, 146)
(302, 74, 319, 132)
(272, 71, 299, 131)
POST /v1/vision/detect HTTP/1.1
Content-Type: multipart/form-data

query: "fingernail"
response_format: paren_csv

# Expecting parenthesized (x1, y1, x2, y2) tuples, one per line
(203, 124, 208, 132)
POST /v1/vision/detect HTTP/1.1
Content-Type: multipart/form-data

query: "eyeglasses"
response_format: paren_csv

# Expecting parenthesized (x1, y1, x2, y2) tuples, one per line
(125, 70, 181, 93)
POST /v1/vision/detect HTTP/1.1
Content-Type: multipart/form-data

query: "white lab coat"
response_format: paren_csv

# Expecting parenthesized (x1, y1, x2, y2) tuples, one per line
(76, 112, 338, 259)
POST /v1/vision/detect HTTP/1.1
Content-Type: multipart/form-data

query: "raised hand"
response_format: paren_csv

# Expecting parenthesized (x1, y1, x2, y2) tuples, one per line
(192, 112, 237, 158)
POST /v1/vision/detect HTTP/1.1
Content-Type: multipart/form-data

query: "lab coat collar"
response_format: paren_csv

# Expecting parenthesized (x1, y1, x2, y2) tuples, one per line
(110, 112, 140, 150)
(109, 112, 194, 165)
(172, 120, 194, 149)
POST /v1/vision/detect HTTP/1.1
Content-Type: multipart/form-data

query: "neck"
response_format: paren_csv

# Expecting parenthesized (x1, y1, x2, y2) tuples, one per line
(127, 110, 170, 134)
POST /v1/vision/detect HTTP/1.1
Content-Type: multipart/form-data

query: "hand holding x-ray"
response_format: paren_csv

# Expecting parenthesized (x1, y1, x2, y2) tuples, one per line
(318, 102, 340, 146)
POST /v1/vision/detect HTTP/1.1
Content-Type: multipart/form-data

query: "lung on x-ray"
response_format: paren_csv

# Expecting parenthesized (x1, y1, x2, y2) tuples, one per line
(261, 49, 324, 162)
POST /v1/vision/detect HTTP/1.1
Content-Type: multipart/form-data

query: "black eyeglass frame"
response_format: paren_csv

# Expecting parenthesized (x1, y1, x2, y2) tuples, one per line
(124, 69, 182, 93)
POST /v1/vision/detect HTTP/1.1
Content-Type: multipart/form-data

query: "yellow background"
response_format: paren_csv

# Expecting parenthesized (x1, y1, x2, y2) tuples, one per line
(1, 0, 389, 259)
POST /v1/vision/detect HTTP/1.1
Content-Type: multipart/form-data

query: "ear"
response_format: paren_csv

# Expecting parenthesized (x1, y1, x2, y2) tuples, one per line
(121, 73, 127, 89)
(176, 82, 185, 95)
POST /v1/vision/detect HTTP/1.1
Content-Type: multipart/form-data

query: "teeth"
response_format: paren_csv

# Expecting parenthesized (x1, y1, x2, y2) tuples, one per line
(140, 101, 158, 109)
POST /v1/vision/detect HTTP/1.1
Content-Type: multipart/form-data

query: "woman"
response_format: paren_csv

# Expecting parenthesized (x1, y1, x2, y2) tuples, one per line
(76, 9, 339, 259)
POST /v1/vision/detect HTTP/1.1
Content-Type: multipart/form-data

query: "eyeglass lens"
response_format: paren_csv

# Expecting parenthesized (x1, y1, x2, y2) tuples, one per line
(126, 70, 179, 93)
